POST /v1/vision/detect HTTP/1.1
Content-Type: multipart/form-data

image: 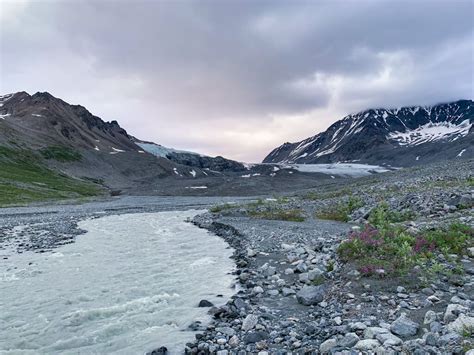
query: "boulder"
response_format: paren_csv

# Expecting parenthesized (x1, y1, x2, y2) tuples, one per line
(354, 339, 380, 351)
(338, 332, 360, 348)
(319, 338, 337, 353)
(296, 285, 326, 306)
(244, 331, 269, 344)
(447, 314, 474, 333)
(390, 314, 419, 337)
(444, 303, 468, 323)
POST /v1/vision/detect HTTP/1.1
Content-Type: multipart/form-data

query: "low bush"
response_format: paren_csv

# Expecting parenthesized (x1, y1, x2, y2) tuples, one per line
(210, 203, 236, 213)
(368, 202, 415, 228)
(316, 196, 364, 222)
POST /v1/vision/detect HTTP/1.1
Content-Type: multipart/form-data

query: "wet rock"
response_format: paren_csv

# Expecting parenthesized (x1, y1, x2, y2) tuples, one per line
(146, 346, 168, 355)
(198, 299, 214, 307)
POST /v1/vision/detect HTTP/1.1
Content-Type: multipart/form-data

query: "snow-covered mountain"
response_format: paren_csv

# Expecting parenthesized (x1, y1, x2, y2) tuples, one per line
(263, 100, 473, 166)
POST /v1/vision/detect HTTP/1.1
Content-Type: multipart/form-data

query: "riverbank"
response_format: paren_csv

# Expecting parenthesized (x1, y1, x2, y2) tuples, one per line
(186, 159, 473, 354)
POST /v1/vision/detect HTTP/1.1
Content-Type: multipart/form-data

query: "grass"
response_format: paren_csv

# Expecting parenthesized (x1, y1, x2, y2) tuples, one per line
(40, 146, 82, 162)
(0, 146, 102, 206)
(316, 196, 364, 222)
(337, 203, 474, 277)
(249, 208, 306, 222)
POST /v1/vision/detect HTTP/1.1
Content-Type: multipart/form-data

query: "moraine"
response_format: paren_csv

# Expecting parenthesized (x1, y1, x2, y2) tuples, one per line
(0, 210, 235, 354)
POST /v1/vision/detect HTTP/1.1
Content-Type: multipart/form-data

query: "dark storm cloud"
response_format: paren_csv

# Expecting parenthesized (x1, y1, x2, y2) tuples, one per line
(1, 0, 472, 161)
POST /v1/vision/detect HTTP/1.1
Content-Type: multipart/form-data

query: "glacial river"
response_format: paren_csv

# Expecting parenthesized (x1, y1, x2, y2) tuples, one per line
(0, 210, 235, 354)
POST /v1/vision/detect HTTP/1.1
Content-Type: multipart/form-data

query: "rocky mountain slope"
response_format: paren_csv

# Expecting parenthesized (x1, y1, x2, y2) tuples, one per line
(0, 91, 252, 195)
(264, 100, 473, 166)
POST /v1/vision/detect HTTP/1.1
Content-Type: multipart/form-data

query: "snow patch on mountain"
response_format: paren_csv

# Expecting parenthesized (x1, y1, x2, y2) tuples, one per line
(388, 119, 472, 146)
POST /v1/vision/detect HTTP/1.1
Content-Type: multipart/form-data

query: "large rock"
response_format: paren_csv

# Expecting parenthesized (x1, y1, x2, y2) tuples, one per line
(296, 285, 326, 306)
(319, 338, 337, 353)
(242, 314, 259, 331)
(339, 333, 360, 348)
(243, 331, 269, 344)
(444, 303, 468, 323)
(198, 299, 214, 307)
(423, 310, 437, 325)
(354, 339, 380, 351)
(447, 314, 474, 333)
(390, 314, 419, 337)
(376, 332, 403, 346)
(363, 327, 389, 339)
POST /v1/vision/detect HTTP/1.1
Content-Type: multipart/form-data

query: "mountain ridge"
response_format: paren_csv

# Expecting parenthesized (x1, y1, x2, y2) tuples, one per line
(263, 99, 473, 166)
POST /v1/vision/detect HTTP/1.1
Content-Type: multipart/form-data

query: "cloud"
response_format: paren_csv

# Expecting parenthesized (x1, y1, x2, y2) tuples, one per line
(1, 0, 472, 161)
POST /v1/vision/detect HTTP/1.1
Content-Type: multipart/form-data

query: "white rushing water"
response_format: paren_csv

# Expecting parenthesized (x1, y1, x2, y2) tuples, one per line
(0, 210, 235, 354)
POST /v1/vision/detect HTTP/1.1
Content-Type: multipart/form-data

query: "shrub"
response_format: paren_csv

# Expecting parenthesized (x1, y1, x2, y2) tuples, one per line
(316, 196, 364, 222)
(210, 203, 236, 213)
(368, 202, 415, 229)
(337, 222, 473, 277)
(423, 223, 474, 255)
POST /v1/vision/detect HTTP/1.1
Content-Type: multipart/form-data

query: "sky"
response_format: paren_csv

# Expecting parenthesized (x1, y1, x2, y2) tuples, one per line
(1, 0, 473, 162)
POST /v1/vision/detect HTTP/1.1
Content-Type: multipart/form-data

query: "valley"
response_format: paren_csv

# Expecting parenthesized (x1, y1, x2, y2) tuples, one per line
(0, 91, 472, 354)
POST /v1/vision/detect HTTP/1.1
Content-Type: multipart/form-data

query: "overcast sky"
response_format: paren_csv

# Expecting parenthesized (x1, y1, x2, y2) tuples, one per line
(1, 0, 473, 162)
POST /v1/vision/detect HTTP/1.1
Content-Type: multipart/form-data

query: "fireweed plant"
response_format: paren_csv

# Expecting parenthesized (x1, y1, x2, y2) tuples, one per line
(337, 204, 473, 276)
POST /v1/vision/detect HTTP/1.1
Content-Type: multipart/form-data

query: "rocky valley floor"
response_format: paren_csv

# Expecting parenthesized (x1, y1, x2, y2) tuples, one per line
(185, 159, 474, 354)
(0, 159, 473, 354)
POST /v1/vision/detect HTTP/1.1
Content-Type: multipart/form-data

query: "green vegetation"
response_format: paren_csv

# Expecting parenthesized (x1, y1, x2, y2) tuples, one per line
(0, 146, 102, 206)
(249, 208, 305, 222)
(337, 203, 474, 277)
(467, 177, 474, 187)
(40, 146, 82, 162)
(368, 202, 415, 227)
(326, 259, 335, 272)
(311, 275, 325, 286)
(210, 203, 236, 213)
(316, 196, 364, 222)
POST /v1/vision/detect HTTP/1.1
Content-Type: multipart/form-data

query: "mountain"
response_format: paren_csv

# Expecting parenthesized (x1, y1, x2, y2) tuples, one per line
(263, 100, 473, 166)
(0, 91, 250, 194)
